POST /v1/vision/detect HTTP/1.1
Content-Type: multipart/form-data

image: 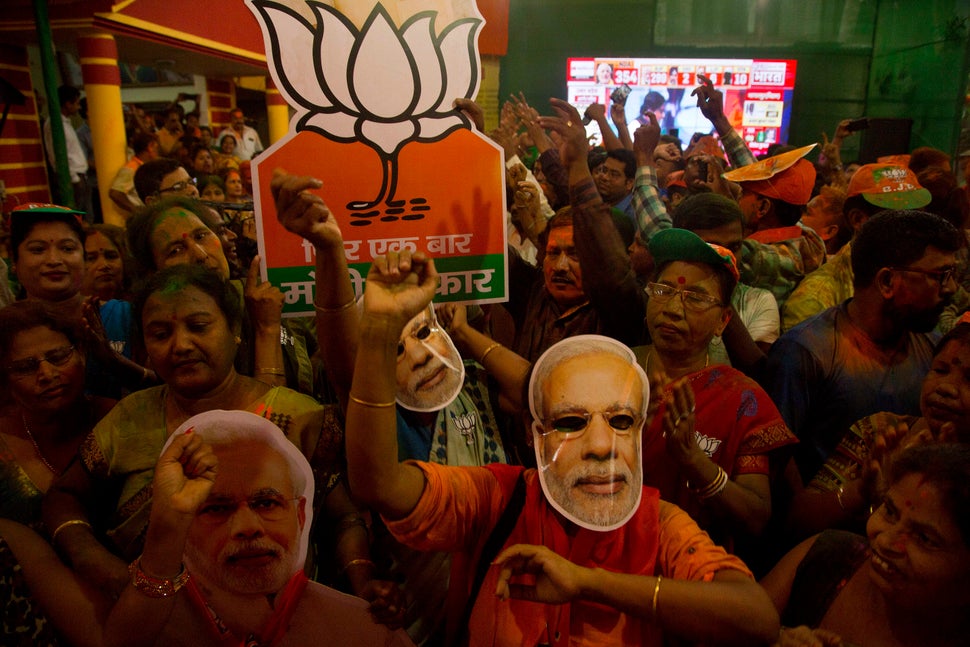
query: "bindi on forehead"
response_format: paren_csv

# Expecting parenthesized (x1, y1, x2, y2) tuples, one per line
(677, 276, 686, 285)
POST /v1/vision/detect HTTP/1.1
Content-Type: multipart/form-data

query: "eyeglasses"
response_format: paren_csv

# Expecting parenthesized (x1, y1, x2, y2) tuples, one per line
(7, 346, 76, 379)
(541, 409, 641, 437)
(593, 166, 626, 180)
(889, 266, 957, 287)
(646, 282, 724, 312)
(197, 493, 300, 524)
(157, 178, 197, 195)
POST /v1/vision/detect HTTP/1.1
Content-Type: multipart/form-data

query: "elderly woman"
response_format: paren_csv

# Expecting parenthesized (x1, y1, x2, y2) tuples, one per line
(125, 195, 316, 394)
(762, 443, 970, 647)
(42, 264, 365, 599)
(0, 301, 115, 529)
(638, 228, 797, 551)
(788, 320, 970, 538)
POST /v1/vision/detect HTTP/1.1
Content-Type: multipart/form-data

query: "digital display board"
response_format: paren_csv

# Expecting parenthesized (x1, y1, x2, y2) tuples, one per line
(566, 57, 798, 155)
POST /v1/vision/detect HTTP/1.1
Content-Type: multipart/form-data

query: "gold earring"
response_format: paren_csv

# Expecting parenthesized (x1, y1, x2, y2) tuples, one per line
(234, 335, 241, 345)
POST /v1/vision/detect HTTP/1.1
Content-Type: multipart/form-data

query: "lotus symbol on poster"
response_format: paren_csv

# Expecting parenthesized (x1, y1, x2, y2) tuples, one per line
(250, 1, 483, 222)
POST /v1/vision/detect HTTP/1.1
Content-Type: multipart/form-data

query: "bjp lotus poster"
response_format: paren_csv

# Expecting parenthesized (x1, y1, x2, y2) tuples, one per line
(247, 0, 507, 316)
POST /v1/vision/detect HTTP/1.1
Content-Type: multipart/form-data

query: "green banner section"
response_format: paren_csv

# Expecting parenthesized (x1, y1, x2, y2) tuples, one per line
(269, 253, 508, 316)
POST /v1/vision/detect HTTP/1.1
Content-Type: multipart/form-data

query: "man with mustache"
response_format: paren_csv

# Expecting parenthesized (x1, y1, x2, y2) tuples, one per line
(766, 210, 963, 482)
(507, 128, 647, 362)
(102, 410, 411, 646)
(345, 252, 780, 646)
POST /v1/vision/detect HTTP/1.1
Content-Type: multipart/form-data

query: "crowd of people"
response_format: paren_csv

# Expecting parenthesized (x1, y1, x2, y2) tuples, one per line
(2, 72, 970, 646)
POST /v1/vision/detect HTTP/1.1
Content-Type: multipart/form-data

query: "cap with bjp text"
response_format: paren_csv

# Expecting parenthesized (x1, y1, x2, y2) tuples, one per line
(10, 202, 84, 218)
(649, 228, 740, 281)
(846, 163, 931, 210)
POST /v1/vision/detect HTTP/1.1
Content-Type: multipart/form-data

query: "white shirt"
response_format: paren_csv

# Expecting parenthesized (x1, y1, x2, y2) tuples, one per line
(218, 125, 264, 161)
(43, 112, 88, 181)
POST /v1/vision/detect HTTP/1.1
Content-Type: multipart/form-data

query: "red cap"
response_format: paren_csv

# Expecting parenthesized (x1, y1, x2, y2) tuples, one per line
(735, 158, 816, 205)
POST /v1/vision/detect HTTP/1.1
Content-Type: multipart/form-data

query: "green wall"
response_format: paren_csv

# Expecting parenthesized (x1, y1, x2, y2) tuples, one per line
(500, 0, 970, 160)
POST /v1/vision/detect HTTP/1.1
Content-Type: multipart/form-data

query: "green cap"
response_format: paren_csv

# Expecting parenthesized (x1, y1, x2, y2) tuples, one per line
(649, 228, 740, 281)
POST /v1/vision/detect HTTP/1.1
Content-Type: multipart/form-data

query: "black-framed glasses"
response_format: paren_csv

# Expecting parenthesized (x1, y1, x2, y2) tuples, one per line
(593, 165, 625, 180)
(646, 282, 724, 312)
(541, 409, 641, 437)
(197, 493, 300, 524)
(889, 266, 956, 287)
(7, 346, 76, 379)
(157, 178, 197, 195)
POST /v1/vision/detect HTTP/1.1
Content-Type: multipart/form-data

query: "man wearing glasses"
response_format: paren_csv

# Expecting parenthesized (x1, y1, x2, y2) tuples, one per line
(133, 157, 199, 206)
(766, 209, 963, 482)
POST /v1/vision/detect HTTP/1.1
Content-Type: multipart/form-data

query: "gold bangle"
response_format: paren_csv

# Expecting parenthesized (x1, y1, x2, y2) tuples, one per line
(349, 394, 396, 408)
(652, 574, 662, 619)
(338, 558, 376, 577)
(256, 367, 286, 376)
(50, 519, 92, 544)
(314, 299, 355, 314)
(335, 513, 369, 535)
(479, 341, 503, 364)
(128, 557, 190, 598)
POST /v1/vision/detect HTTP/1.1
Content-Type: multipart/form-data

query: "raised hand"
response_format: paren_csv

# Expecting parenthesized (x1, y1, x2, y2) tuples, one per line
(861, 418, 909, 502)
(79, 295, 115, 363)
(585, 102, 606, 122)
(271, 169, 343, 250)
(633, 112, 661, 161)
(609, 101, 627, 128)
(435, 302, 467, 335)
(494, 544, 585, 605)
(691, 74, 726, 124)
(152, 429, 218, 517)
(537, 98, 588, 168)
(646, 363, 672, 426)
(362, 250, 439, 326)
(662, 378, 703, 469)
(833, 118, 854, 143)
(244, 255, 284, 331)
(454, 97, 485, 132)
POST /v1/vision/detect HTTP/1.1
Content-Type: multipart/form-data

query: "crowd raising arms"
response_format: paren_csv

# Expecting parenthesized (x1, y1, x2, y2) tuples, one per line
(4, 65, 970, 647)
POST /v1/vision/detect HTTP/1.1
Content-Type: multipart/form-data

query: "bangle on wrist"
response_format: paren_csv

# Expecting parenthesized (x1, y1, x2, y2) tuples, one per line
(651, 575, 662, 620)
(349, 394, 396, 408)
(335, 513, 369, 536)
(128, 556, 190, 598)
(479, 342, 503, 364)
(256, 367, 286, 376)
(688, 466, 728, 500)
(314, 299, 356, 314)
(50, 519, 92, 545)
(338, 558, 376, 577)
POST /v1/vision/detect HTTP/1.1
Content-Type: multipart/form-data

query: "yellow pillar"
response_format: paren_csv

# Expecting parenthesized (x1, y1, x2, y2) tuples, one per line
(266, 78, 289, 145)
(78, 32, 127, 226)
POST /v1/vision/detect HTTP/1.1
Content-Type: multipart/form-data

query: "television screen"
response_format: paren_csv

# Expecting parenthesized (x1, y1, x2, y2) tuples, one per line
(566, 57, 798, 156)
